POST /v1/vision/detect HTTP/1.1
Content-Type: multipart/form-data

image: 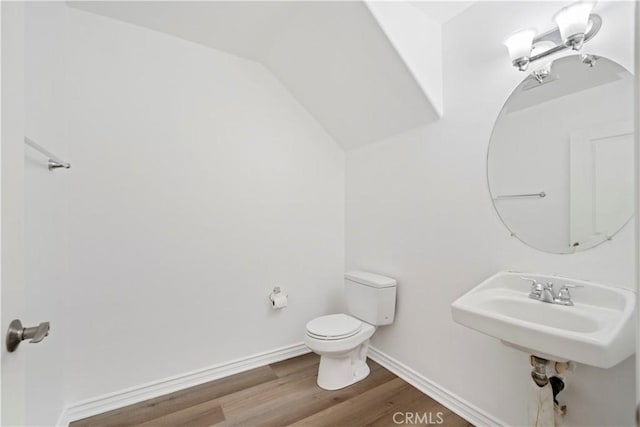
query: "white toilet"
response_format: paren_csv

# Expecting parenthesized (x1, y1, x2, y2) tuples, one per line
(304, 271, 397, 390)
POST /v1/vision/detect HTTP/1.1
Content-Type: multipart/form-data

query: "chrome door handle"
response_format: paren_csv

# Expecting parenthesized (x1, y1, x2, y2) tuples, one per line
(23, 322, 50, 343)
(6, 319, 50, 352)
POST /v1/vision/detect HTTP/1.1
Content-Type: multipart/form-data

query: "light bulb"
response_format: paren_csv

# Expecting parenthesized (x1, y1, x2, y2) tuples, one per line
(504, 29, 536, 71)
(554, 1, 595, 50)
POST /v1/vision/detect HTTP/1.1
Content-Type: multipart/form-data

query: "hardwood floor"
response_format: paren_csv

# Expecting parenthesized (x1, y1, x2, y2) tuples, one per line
(71, 353, 472, 427)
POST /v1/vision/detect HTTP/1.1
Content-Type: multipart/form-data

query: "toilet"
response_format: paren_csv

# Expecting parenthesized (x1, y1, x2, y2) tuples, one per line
(304, 271, 397, 390)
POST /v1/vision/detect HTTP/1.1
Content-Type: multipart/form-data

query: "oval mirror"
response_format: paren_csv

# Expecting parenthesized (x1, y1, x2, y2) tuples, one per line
(488, 55, 634, 253)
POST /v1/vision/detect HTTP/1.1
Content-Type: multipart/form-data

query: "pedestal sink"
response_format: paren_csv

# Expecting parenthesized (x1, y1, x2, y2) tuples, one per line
(451, 272, 635, 368)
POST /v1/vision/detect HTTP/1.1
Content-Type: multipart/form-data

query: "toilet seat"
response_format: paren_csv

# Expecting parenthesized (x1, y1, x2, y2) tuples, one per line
(306, 314, 362, 340)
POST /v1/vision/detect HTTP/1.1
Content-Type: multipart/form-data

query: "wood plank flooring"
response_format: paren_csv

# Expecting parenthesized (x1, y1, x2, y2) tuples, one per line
(71, 353, 472, 427)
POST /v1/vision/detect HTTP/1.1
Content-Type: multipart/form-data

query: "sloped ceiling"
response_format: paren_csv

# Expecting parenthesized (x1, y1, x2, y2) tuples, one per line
(68, 1, 442, 150)
(409, 1, 475, 24)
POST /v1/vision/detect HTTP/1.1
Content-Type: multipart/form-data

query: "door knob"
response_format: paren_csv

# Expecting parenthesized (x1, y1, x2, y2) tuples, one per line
(6, 319, 50, 352)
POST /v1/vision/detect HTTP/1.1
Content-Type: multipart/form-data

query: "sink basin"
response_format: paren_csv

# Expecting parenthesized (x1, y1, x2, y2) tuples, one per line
(451, 271, 635, 368)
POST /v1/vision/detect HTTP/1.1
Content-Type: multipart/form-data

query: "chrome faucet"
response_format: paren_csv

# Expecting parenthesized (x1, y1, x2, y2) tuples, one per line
(540, 282, 557, 303)
(522, 277, 579, 306)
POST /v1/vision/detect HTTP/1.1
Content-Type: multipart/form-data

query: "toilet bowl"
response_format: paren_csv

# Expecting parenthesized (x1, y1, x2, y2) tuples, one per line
(304, 271, 397, 390)
(304, 314, 376, 390)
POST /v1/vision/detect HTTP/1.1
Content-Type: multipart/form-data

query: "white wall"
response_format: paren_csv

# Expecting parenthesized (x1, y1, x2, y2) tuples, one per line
(346, 1, 635, 426)
(25, 3, 344, 422)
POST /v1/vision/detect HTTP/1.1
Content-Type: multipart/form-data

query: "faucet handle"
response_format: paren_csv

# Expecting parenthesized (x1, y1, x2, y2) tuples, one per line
(520, 276, 538, 286)
(521, 277, 542, 297)
(556, 284, 582, 305)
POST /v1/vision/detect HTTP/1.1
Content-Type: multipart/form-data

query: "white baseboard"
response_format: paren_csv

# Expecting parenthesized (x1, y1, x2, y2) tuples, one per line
(368, 346, 506, 427)
(56, 342, 310, 426)
(57, 343, 503, 427)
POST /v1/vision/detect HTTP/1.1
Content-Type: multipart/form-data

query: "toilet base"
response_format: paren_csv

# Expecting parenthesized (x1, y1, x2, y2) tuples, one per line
(316, 341, 371, 390)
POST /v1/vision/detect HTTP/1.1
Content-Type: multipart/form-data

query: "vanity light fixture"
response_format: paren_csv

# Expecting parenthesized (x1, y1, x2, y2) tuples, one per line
(504, 1, 601, 72)
(554, 1, 595, 50)
(531, 62, 552, 83)
(580, 53, 598, 67)
(504, 29, 537, 71)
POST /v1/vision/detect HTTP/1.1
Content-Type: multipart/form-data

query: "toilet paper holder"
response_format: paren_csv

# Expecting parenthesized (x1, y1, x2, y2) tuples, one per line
(269, 286, 284, 303)
(269, 287, 288, 310)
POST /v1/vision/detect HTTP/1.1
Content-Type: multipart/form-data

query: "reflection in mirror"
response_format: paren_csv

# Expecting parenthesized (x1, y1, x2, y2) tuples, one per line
(488, 55, 634, 254)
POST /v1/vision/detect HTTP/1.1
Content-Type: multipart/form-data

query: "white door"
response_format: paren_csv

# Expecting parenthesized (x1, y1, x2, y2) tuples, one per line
(635, 0, 640, 421)
(1, 2, 26, 424)
(569, 120, 634, 248)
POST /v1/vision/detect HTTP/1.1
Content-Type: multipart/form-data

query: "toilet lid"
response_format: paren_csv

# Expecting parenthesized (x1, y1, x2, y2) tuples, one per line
(306, 314, 362, 340)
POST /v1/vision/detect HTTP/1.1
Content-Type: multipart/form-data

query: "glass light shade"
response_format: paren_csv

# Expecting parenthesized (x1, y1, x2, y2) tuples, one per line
(504, 29, 536, 61)
(554, 2, 595, 43)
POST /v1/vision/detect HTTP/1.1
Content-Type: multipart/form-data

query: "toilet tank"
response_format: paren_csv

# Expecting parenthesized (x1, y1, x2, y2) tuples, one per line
(344, 271, 397, 326)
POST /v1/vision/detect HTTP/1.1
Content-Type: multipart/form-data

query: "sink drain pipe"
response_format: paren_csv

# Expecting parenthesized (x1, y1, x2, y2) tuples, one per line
(531, 356, 549, 387)
(529, 356, 572, 426)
